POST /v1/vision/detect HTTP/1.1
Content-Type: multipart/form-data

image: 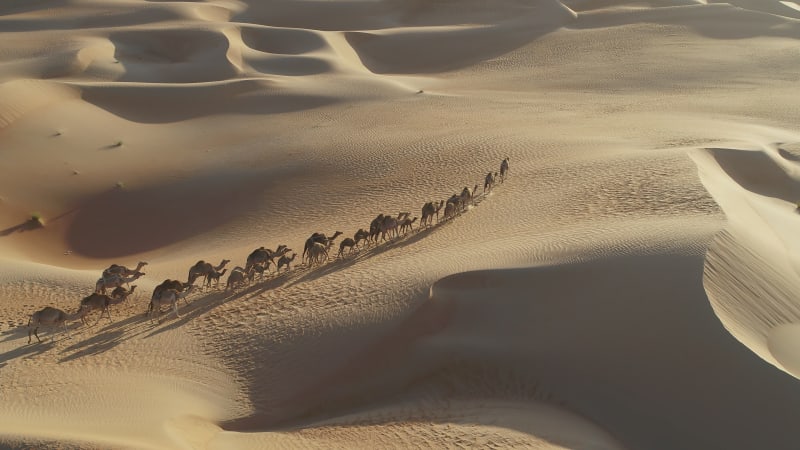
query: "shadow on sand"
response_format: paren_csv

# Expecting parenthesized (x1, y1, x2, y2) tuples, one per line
(0, 217, 43, 236)
(2, 187, 498, 365)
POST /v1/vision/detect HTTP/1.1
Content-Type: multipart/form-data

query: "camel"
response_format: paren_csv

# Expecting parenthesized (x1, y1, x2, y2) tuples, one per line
(246, 245, 290, 271)
(277, 253, 296, 272)
(369, 214, 385, 243)
(251, 263, 269, 281)
(110, 285, 137, 303)
(27, 306, 87, 344)
(147, 285, 196, 323)
(421, 200, 444, 227)
(188, 259, 230, 285)
(226, 268, 251, 291)
(443, 201, 457, 221)
(380, 215, 400, 241)
(338, 238, 356, 257)
(500, 157, 509, 182)
(484, 171, 496, 194)
(307, 242, 329, 265)
(102, 261, 147, 279)
(95, 272, 145, 294)
(205, 268, 228, 289)
(79, 293, 114, 325)
(354, 228, 370, 248)
(460, 185, 478, 210)
(302, 232, 342, 263)
(152, 279, 193, 306)
(400, 216, 418, 234)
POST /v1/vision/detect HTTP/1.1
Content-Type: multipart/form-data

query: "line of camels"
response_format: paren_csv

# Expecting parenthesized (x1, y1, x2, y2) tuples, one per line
(26, 158, 510, 344)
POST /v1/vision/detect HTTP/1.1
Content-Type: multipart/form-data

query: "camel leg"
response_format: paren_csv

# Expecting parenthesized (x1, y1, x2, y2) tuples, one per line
(63, 321, 71, 340)
(172, 300, 181, 319)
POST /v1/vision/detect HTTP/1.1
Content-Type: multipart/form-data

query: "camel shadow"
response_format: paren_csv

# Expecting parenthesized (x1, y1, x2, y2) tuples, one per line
(273, 192, 490, 287)
(0, 326, 29, 343)
(286, 215, 458, 286)
(0, 217, 43, 236)
(58, 312, 153, 362)
(0, 338, 57, 363)
(144, 290, 232, 338)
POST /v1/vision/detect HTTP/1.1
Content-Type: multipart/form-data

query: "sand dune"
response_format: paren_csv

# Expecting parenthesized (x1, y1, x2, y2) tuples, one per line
(2, 0, 800, 448)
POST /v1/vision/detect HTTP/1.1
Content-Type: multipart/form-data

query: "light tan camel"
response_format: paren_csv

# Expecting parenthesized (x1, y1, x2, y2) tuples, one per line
(443, 201, 457, 221)
(147, 285, 196, 323)
(500, 157, 509, 182)
(459, 185, 478, 210)
(102, 261, 147, 279)
(95, 272, 145, 294)
(277, 253, 296, 272)
(302, 232, 342, 263)
(79, 293, 114, 325)
(308, 242, 329, 265)
(484, 171, 496, 194)
(27, 306, 87, 344)
(152, 279, 193, 306)
(188, 259, 230, 285)
(421, 200, 444, 227)
(205, 268, 228, 289)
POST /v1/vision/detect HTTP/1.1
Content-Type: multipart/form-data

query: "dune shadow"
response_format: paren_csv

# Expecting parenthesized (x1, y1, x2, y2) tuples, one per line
(0, 217, 43, 236)
(80, 81, 338, 124)
(225, 252, 800, 450)
(66, 170, 285, 258)
(570, 3, 800, 40)
(346, 18, 571, 74)
(707, 147, 800, 203)
(0, 7, 181, 31)
(778, 147, 800, 162)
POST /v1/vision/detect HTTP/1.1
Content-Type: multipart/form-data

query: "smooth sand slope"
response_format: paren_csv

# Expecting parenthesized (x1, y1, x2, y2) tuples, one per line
(2, 0, 800, 448)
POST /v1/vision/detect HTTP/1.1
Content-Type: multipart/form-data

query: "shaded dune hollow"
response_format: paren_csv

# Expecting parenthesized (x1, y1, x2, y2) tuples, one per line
(706, 147, 800, 203)
(79, 80, 337, 123)
(226, 254, 800, 450)
(345, 0, 577, 74)
(110, 28, 239, 83)
(65, 171, 279, 258)
(239, 26, 328, 55)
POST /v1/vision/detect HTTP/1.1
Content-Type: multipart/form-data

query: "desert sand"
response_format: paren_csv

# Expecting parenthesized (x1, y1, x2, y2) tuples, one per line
(2, 0, 800, 448)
